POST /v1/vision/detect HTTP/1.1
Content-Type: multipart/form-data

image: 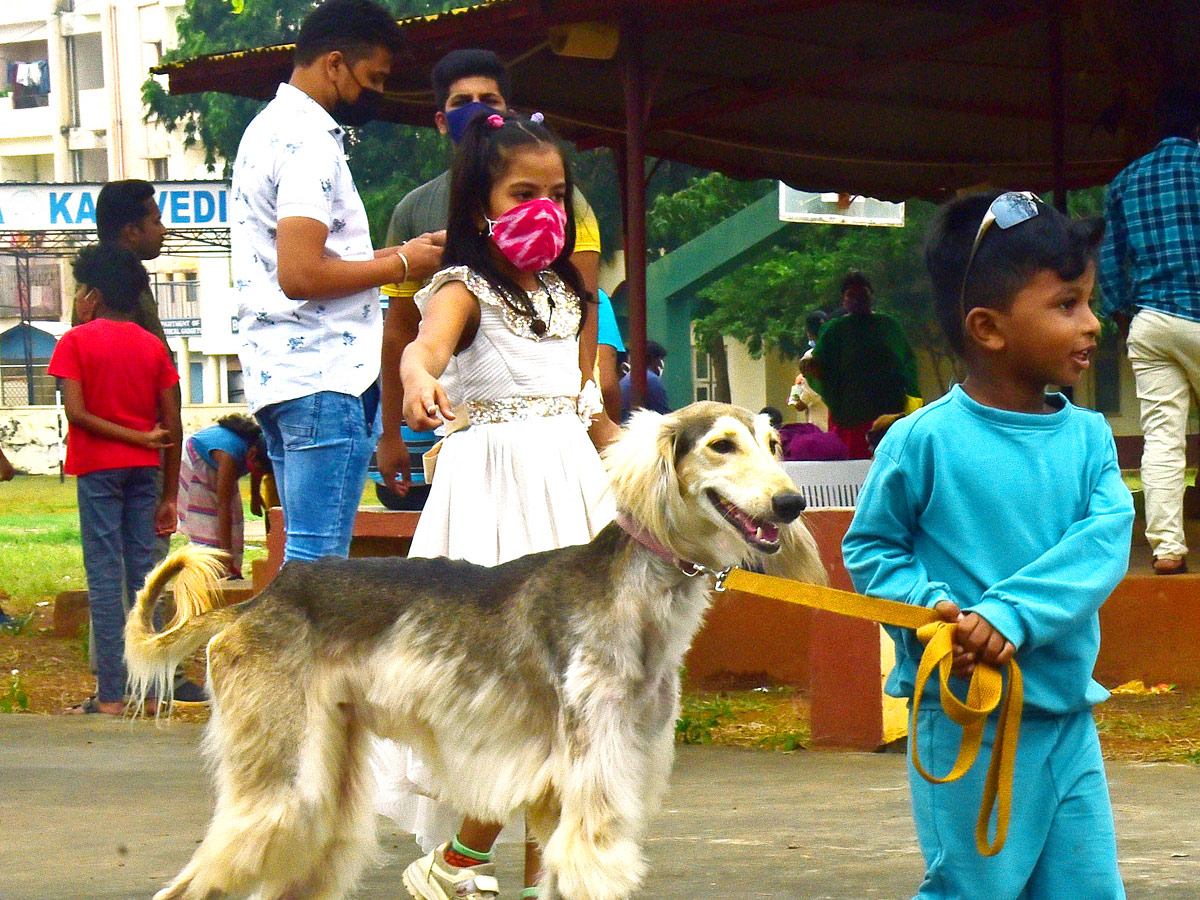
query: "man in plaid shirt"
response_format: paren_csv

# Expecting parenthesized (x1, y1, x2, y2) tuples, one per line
(1099, 85, 1200, 576)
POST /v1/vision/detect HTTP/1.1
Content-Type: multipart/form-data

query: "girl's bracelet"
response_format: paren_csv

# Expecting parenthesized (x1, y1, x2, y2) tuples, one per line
(396, 250, 410, 283)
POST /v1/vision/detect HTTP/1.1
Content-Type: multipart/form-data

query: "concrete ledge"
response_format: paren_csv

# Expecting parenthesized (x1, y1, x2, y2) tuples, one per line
(52, 584, 257, 637)
(257, 507, 421, 589)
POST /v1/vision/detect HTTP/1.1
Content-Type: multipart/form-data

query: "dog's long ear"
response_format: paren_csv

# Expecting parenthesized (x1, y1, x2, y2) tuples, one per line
(603, 409, 682, 539)
(760, 517, 829, 587)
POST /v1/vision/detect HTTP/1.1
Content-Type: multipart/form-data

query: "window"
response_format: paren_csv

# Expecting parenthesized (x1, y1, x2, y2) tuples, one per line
(150, 157, 169, 181)
(226, 361, 245, 405)
(154, 274, 200, 322)
(71, 149, 109, 182)
(0, 258, 63, 320)
(189, 361, 204, 405)
(693, 345, 715, 404)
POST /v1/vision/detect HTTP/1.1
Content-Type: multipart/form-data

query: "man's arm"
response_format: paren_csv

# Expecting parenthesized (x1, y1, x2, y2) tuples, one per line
(276, 218, 442, 301)
(212, 449, 242, 575)
(155, 382, 183, 537)
(571, 190, 602, 380)
(378, 295, 421, 493)
(888, 320, 921, 398)
(597, 344, 623, 422)
(1097, 182, 1132, 323)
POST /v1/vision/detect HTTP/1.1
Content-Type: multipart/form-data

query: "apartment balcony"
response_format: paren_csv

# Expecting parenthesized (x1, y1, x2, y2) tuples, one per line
(0, 93, 55, 141)
(155, 279, 201, 337)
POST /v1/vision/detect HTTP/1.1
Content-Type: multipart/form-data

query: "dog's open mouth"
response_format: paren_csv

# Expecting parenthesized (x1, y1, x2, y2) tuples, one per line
(706, 490, 782, 552)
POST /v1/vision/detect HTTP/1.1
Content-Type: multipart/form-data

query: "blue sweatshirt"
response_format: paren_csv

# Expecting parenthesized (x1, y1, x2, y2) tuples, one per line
(843, 386, 1134, 715)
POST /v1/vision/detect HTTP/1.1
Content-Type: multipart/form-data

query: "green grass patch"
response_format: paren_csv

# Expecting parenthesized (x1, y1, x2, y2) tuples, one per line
(0, 475, 268, 613)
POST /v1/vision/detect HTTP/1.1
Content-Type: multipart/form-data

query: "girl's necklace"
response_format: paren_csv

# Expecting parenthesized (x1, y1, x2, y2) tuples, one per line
(530, 272, 555, 337)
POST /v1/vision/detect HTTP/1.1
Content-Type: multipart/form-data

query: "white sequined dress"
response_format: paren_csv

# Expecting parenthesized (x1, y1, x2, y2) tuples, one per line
(370, 265, 614, 849)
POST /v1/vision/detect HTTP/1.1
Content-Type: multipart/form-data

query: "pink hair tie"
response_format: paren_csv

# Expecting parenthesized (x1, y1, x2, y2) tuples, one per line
(486, 114, 504, 128)
(530, 112, 544, 124)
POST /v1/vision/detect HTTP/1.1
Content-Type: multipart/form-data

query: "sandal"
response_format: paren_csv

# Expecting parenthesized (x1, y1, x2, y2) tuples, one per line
(62, 695, 106, 715)
(62, 695, 152, 716)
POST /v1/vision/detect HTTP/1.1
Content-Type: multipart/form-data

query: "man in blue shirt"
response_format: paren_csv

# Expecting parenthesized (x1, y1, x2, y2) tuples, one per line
(1099, 85, 1200, 576)
(619, 340, 672, 421)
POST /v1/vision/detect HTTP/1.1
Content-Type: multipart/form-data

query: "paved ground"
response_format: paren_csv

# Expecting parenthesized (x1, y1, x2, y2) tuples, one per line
(3, 715, 1199, 900)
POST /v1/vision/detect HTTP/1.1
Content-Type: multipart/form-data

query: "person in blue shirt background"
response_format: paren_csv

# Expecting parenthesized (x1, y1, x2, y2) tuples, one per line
(619, 340, 672, 421)
(177, 414, 270, 580)
(595, 288, 625, 422)
(1098, 85, 1200, 577)
(844, 191, 1134, 900)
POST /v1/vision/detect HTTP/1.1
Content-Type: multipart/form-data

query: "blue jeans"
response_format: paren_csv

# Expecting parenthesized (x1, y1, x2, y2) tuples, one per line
(256, 387, 380, 562)
(77, 467, 162, 703)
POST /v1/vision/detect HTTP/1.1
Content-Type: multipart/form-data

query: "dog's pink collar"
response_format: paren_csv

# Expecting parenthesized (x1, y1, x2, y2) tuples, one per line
(614, 510, 730, 586)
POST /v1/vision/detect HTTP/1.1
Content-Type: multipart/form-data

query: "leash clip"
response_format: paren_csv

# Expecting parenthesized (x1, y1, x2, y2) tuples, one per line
(711, 567, 733, 592)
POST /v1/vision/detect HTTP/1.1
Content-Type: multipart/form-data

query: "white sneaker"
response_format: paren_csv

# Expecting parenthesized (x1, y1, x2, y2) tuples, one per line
(403, 843, 500, 900)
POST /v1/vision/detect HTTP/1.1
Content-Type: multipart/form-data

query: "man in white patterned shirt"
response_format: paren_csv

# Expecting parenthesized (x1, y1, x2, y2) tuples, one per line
(232, 0, 442, 562)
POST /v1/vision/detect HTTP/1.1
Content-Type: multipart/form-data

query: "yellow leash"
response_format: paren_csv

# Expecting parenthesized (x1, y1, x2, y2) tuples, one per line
(720, 569, 1023, 857)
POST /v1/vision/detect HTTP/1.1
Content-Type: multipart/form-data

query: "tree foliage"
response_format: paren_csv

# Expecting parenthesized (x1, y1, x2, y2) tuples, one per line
(646, 172, 950, 379)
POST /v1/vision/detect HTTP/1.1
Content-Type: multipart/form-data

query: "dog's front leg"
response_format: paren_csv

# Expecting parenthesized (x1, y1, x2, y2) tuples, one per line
(543, 664, 648, 900)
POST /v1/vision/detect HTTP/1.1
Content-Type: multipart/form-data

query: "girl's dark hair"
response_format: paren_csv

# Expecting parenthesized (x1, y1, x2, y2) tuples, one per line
(217, 413, 262, 445)
(71, 244, 148, 314)
(924, 192, 1104, 355)
(442, 111, 592, 330)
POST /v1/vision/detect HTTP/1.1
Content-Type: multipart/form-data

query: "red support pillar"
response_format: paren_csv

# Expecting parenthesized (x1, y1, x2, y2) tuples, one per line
(620, 13, 647, 407)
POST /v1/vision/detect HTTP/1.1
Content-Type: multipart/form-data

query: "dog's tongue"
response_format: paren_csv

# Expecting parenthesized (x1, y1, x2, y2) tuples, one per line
(731, 505, 778, 543)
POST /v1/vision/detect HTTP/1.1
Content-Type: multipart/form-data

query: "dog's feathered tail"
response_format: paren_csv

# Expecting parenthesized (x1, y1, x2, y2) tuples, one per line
(125, 544, 233, 717)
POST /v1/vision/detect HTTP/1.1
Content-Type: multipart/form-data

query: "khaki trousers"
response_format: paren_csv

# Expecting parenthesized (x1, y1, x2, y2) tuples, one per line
(1126, 308, 1200, 560)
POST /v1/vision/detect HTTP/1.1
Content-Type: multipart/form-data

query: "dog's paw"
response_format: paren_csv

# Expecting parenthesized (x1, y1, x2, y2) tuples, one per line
(544, 829, 646, 900)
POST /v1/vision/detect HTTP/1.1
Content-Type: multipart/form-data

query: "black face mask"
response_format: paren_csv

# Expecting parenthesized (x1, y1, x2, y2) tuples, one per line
(332, 66, 384, 127)
(333, 87, 383, 127)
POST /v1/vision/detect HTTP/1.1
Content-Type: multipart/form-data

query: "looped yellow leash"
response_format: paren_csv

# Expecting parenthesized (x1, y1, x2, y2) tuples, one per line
(720, 569, 1022, 856)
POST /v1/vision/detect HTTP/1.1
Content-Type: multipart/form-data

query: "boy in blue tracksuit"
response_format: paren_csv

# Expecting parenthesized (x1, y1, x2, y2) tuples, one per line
(843, 192, 1134, 900)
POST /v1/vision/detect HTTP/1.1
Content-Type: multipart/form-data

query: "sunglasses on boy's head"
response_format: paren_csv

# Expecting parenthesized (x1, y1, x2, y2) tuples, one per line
(959, 191, 1041, 316)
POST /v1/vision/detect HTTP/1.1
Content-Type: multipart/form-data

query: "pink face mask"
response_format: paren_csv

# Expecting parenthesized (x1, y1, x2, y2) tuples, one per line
(486, 197, 567, 272)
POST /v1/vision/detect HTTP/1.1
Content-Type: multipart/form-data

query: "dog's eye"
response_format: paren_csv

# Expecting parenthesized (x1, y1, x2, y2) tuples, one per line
(769, 439, 781, 456)
(709, 438, 736, 454)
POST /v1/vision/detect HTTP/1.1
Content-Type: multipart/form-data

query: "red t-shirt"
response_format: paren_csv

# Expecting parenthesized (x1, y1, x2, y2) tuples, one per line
(47, 319, 179, 476)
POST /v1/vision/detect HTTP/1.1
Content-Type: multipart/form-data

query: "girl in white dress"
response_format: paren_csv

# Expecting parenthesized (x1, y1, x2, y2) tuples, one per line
(373, 111, 614, 900)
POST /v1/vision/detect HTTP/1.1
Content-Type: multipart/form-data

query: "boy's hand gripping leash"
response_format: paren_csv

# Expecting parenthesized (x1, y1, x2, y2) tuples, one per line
(717, 569, 1022, 857)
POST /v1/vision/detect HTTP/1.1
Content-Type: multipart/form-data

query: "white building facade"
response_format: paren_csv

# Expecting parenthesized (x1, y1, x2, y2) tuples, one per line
(0, 1, 243, 474)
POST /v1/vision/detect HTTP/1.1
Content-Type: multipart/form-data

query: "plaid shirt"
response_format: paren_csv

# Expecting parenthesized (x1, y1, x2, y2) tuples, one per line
(1099, 137, 1200, 323)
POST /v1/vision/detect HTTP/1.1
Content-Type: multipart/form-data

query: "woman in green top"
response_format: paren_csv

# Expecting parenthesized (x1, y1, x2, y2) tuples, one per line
(804, 270, 920, 458)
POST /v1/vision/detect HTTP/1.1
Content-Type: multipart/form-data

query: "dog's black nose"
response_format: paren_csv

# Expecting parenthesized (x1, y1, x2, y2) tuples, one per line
(772, 490, 806, 523)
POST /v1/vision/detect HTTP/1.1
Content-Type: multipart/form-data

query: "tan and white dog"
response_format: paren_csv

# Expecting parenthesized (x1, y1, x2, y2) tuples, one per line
(125, 401, 826, 900)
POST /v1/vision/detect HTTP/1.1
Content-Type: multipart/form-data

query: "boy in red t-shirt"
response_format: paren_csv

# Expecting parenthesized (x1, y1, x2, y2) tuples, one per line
(48, 244, 181, 716)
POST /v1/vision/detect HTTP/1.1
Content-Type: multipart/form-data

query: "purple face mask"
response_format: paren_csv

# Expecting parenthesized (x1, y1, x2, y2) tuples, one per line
(445, 101, 500, 143)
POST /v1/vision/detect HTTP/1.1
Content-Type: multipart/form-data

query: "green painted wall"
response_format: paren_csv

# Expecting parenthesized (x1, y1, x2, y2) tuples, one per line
(643, 189, 790, 407)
